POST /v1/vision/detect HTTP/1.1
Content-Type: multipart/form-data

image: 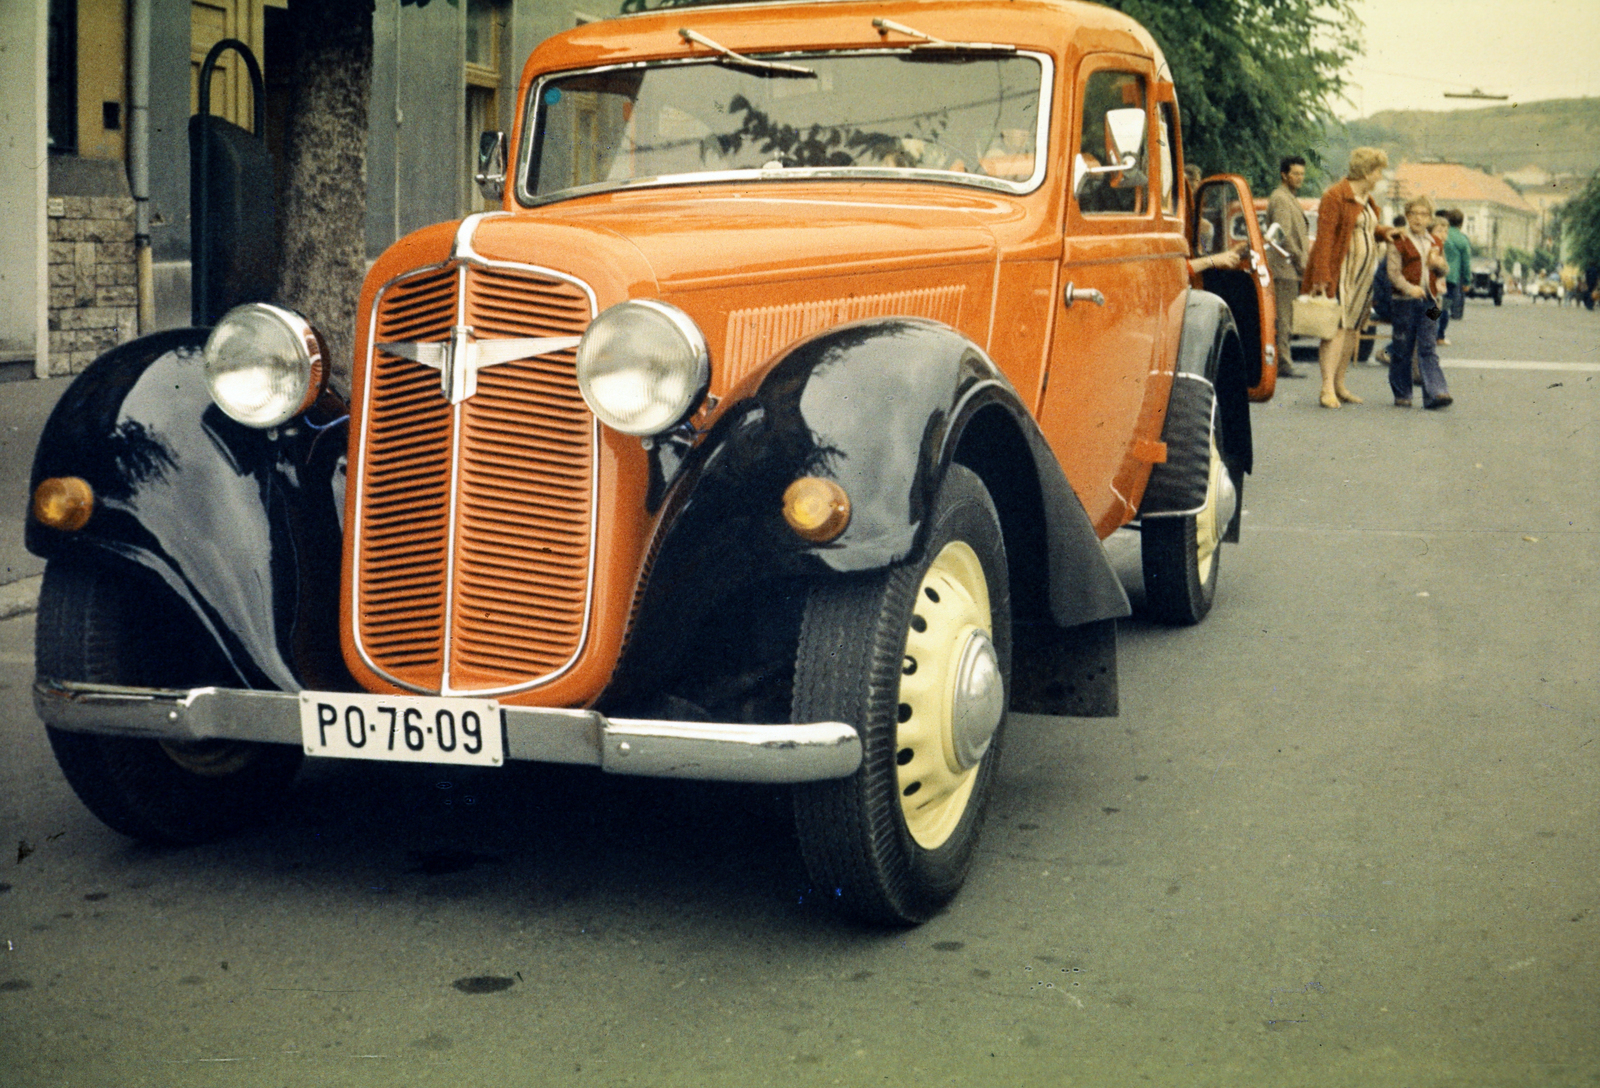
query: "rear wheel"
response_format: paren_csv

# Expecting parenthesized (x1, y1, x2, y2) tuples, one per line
(1141, 433, 1227, 626)
(791, 466, 1010, 925)
(36, 561, 302, 845)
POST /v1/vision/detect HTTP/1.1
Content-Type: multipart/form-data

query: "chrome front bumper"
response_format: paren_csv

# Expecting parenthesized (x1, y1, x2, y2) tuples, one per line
(33, 680, 862, 784)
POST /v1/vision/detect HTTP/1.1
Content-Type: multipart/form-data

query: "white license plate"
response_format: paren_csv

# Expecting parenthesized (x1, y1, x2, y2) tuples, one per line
(299, 692, 504, 767)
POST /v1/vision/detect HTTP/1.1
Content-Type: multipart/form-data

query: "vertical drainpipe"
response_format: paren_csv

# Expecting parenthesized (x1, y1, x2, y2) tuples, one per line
(129, 0, 154, 334)
(394, 0, 403, 245)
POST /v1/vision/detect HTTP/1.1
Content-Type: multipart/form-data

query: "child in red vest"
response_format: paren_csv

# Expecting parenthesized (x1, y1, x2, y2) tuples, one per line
(1386, 196, 1453, 409)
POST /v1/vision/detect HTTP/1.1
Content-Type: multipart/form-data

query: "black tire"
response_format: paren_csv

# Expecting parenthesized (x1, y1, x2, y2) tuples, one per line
(791, 465, 1011, 925)
(36, 561, 302, 845)
(1141, 433, 1225, 626)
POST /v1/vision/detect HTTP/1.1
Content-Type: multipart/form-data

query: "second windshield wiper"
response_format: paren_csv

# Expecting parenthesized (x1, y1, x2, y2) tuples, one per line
(677, 29, 817, 78)
(871, 17, 1017, 55)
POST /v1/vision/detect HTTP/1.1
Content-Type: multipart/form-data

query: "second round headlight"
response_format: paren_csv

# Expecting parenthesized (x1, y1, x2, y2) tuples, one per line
(203, 303, 327, 428)
(575, 300, 710, 436)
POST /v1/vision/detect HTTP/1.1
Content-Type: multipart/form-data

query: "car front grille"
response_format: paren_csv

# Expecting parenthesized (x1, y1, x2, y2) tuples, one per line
(352, 260, 596, 695)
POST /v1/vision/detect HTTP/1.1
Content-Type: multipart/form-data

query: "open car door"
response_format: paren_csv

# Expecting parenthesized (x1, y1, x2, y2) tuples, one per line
(1192, 175, 1276, 401)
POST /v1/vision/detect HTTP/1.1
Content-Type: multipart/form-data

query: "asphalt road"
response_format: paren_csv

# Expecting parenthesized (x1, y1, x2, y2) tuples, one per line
(1, 296, 1596, 1086)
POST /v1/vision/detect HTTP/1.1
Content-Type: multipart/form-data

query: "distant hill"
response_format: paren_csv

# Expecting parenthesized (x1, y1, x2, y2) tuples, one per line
(1315, 98, 1600, 184)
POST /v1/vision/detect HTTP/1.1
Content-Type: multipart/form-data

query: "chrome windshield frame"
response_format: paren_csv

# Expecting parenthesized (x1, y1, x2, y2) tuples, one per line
(514, 48, 1055, 207)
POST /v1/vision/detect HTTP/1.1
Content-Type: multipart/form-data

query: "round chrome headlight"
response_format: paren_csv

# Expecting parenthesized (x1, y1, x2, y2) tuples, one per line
(203, 303, 327, 428)
(575, 300, 710, 436)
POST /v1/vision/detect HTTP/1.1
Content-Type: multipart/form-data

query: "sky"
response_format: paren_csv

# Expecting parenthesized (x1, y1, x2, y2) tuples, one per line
(1337, 0, 1600, 119)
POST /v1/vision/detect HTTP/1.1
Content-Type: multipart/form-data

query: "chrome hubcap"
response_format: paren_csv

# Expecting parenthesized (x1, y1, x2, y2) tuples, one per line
(159, 739, 255, 777)
(950, 629, 1003, 770)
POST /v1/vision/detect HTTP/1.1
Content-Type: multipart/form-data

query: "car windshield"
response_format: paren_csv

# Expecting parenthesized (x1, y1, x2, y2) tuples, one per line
(519, 50, 1047, 203)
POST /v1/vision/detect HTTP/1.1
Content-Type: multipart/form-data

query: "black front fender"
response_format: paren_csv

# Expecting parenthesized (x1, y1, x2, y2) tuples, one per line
(604, 318, 1128, 714)
(26, 330, 349, 692)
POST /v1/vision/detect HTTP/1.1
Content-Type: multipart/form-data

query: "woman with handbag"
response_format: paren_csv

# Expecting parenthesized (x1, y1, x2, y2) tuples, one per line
(1302, 147, 1396, 409)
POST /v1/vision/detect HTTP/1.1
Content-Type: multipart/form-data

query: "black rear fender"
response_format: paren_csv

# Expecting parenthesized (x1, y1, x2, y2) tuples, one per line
(1139, 290, 1251, 541)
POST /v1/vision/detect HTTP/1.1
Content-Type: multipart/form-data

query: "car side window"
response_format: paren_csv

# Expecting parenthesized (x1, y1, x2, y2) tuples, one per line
(1075, 70, 1148, 216)
(1157, 103, 1176, 215)
(1195, 181, 1233, 258)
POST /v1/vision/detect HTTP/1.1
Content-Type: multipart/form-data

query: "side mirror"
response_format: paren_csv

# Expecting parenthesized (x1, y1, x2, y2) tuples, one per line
(1104, 108, 1146, 165)
(476, 131, 507, 201)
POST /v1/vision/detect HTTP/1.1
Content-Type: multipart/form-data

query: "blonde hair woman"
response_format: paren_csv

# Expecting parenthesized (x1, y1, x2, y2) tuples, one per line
(1302, 147, 1395, 408)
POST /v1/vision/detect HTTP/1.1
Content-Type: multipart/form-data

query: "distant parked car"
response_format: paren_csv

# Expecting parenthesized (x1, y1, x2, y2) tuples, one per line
(1464, 257, 1504, 305)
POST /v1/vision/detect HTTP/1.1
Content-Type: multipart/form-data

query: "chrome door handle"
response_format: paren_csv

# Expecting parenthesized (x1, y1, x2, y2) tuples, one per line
(1063, 282, 1107, 308)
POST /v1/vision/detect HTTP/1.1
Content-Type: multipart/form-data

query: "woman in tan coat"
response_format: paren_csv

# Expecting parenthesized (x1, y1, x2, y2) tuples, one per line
(1303, 147, 1395, 408)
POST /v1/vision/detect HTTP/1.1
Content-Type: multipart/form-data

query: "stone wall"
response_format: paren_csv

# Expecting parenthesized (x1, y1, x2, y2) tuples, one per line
(46, 192, 138, 376)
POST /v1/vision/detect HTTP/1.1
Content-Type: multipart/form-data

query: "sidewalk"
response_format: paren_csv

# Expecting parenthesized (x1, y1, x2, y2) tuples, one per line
(2, 376, 72, 617)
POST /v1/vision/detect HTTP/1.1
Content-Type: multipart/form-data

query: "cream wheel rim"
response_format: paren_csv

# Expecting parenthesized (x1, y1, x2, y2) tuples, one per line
(894, 540, 1001, 850)
(1194, 434, 1224, 586)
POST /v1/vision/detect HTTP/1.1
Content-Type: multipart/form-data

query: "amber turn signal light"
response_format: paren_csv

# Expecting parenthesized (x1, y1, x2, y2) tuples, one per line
(782, 477, 851, 543)
(32, 476, 94, 532)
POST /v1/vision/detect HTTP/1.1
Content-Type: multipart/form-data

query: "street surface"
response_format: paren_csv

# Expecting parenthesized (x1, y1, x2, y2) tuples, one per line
(1, 296, 1596, 1086)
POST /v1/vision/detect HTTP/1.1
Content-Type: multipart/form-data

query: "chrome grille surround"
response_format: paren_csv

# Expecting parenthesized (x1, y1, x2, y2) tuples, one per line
(351, 227, 600, 696)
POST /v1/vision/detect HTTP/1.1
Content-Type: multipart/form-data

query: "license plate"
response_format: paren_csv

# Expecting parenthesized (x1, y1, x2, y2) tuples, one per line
(299, 692, 504, 767)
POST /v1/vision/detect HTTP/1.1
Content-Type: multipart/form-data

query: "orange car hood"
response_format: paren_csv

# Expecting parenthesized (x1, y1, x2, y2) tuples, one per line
(471, 184, 1004, 293)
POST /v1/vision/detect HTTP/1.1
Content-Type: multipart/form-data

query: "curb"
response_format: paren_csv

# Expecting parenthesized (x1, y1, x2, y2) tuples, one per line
(0, 575, 42, 621)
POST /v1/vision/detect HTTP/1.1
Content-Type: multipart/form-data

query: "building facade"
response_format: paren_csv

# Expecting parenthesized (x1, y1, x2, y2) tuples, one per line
(5, 0, 583, 378)
(1383, 161, 1540, 261)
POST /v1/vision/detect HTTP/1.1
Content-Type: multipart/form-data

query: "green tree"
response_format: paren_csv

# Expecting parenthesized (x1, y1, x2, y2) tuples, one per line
(1105, 0, 1362, 194)
(1558, 173, 1600, 270)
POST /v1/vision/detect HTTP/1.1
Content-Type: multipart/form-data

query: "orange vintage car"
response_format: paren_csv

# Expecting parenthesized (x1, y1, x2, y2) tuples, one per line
(27, 0, 1272, 924)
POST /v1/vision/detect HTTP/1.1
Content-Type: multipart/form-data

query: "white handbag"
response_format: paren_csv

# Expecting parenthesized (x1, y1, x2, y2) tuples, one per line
(1291, 295, 1342, 339)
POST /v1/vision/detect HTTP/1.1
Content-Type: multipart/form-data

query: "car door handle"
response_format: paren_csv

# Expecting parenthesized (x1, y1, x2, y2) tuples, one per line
(1063, 282, 1106, 308)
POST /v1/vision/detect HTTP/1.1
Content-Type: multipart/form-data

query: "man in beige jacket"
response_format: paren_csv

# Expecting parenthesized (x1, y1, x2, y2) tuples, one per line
(1264, 155, 1310, 379)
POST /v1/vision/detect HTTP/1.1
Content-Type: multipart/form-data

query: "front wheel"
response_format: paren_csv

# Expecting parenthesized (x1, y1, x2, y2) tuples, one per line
(791, 466, 1011, 925)
(36, 561, 302, 845)
(1141, 433, 1229, 625)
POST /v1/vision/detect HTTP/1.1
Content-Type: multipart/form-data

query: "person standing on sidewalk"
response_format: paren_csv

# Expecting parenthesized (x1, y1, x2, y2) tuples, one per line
(1303, 147, 1394, 409)
(1438, 208, 1471, 343)
(1387, 195, 1452, 409)
(1265, 155, 1310, 379)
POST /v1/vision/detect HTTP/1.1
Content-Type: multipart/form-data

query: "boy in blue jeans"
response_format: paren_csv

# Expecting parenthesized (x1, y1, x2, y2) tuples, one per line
(1386, 196, 1453, 409)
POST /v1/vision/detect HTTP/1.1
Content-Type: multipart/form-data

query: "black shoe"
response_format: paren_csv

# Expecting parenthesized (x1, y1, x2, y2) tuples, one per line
(1277, 364, 1305, 379)
(1424, 395, 1453, 410)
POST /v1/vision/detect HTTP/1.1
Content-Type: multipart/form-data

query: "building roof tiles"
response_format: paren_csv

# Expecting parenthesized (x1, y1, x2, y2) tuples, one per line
(1391, 162, 1538, 214)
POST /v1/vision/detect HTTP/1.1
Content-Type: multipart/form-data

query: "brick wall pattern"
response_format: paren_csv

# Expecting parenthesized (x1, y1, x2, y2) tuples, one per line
(47, 196, 139, 376)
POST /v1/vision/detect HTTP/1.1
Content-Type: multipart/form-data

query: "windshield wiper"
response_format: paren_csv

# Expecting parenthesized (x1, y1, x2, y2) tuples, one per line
(871, 17, 1016, 55)
(677, 29, 817, 77)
